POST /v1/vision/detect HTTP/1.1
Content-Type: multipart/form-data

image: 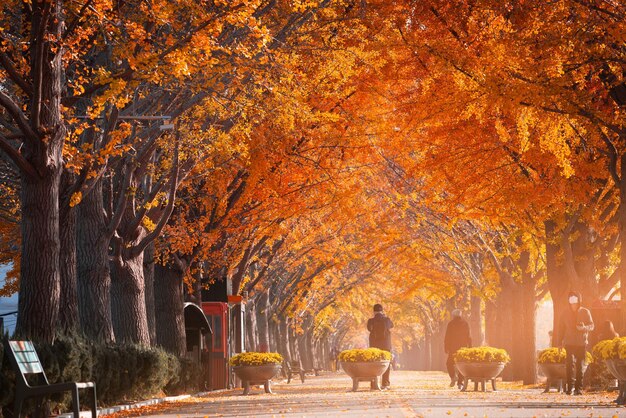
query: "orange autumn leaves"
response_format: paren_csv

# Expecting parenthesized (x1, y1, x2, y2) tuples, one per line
(2, 0, 626, 343)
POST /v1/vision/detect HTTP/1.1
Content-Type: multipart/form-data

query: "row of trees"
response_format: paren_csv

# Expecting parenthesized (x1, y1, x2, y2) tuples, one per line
(1, 0, 626, 385)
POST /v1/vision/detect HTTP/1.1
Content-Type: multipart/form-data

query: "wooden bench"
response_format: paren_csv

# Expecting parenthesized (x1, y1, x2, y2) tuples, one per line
(285, 360, 305, 384)
(6, 340, 97, 418)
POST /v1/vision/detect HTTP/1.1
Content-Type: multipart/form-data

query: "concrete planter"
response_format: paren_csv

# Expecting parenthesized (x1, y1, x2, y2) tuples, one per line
(539, 362, 588, 393)
(455, 362, 506, 392)
(340, 360, 390, 391)
(233, 363, 282, 395)
(605, 359, 626, 405)
(606, 359, 626, 381)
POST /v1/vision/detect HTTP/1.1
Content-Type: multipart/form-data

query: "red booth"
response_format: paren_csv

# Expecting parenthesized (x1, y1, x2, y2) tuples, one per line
(202, 301, 230, 389)
(200, 276, 246, 390)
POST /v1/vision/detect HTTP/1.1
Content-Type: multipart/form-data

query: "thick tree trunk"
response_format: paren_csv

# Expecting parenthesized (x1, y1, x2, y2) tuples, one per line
(144, 242, 156, 345)
(77, 181, 114, 342)
(256, 291, 270, 352)
(546, 220, 568, 346)
(279, 316, 291, 361)
(154, 263, 186, 356)
(521, 274, 537, 384)
(571, 223, 598, 303)
(431, 323, 446, 372)
(485, 300, 498, 346)
(15, 0, 66, 343)
(245, 300, 258, 352)
(269, 316, 279, 353)
(111, 252, 151, 345)
(423, 330, 432, 370)
(16, 173, 62, 342)
(58, 175, 79, 332)
(620, 154, 626, 301)
(298, 332, 312, 370)
(305, 327, 315, 369)
(497, 284, 516, 381)
(469, 295, 483, 346)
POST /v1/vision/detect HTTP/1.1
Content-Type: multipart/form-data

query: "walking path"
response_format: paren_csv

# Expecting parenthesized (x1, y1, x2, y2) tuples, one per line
(113, 371, 626, 418)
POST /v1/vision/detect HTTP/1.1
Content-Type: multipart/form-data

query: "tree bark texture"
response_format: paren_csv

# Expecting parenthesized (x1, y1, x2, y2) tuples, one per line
(15, 1, 67, 343)
(77, 181, 115, 342)
(58, 174, 79, 332)
(256, 291, 270, 352)
(111, 252, 151, 345)
(154, 263, 186, 356)
(279, 316, 292, 362)
(469, 295, 484, 346)
(245, 300, 258, 352)
(546, 220, 568, 347)
(521, 273, 537, 384)
(144, 242, 157, 345)
(17, 173, 62, 342)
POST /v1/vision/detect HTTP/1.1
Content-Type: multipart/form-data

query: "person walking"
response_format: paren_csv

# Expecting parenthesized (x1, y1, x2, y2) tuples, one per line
(444, 309, 472, 389)
(367, 303, 394, 389)
(558, 291, 594, 395)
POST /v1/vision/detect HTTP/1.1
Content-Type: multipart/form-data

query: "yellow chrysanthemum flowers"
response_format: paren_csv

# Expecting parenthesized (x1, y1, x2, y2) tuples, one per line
(538, 347, 592, 364)
(454, 346, 510, 363)
(338, 348, 392, 362)
(229, 352, 283, 366)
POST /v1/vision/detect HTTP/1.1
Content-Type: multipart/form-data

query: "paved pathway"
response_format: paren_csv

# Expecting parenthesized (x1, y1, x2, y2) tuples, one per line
(137, 371, 626, 418)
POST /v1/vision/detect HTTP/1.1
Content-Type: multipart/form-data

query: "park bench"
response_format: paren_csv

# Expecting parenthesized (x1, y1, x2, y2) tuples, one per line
(285, 360, 306, 383)
(6, 340, 97, 418)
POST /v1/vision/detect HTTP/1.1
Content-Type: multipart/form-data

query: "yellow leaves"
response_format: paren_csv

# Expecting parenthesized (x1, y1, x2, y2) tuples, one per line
(69, 192, 83, 208)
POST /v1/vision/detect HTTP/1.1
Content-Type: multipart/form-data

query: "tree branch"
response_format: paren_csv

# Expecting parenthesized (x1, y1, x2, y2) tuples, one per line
(0, 135, 39, 179)
(0, 91, 39, 144)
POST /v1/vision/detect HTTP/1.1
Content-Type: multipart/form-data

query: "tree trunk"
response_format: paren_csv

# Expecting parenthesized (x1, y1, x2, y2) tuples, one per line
(111, 252, 151, 345)
(485, 300, 498, 346)
(14, 0, 66, 343)
(521, 273, 537, 384)
(423, 329, 432, 370)
(16, 173, 61, 342)
(497, 284, 516, 381)
(245, 300, 258, 352)
(77, 181, 114, 342)
(279, 316, 291, 361)
(269, 316, 279, 353)
(620, 154, 626, 301)
(154, 263, 186, 356)
(256, 291, 270, 352)
(469, 295, 483, 346)
(305, 327, 315, 369)
(58, 174, 79, 332)
(298, 331, 312, 370)
(546, 220, 568, 347)
(432, 323, 446, 372)
(144, 242, 156, 345)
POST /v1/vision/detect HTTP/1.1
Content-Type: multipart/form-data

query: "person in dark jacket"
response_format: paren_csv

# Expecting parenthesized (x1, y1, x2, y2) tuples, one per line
(558, 291, 594, 395)
(367, 303, 394, 389)
(444, 309, 472, 389)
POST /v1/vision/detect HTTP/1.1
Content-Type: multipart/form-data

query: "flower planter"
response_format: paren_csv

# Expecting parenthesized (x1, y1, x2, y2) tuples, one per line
(340, 360, 390, 391)
(539, 362, 588, 393)
(455, 362, 506, 392)
(605, 359, 626, 380)
(604, 359, 626, 405)
(233, 363, 282, 395)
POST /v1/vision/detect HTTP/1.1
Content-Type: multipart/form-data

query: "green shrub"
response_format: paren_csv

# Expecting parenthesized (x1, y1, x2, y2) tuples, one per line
(164, 357, 202, 395)
(0, 334, 185, 413)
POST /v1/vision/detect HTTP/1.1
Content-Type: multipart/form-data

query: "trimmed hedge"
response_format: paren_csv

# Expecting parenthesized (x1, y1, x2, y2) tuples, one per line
(0, 334, 200, 416)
